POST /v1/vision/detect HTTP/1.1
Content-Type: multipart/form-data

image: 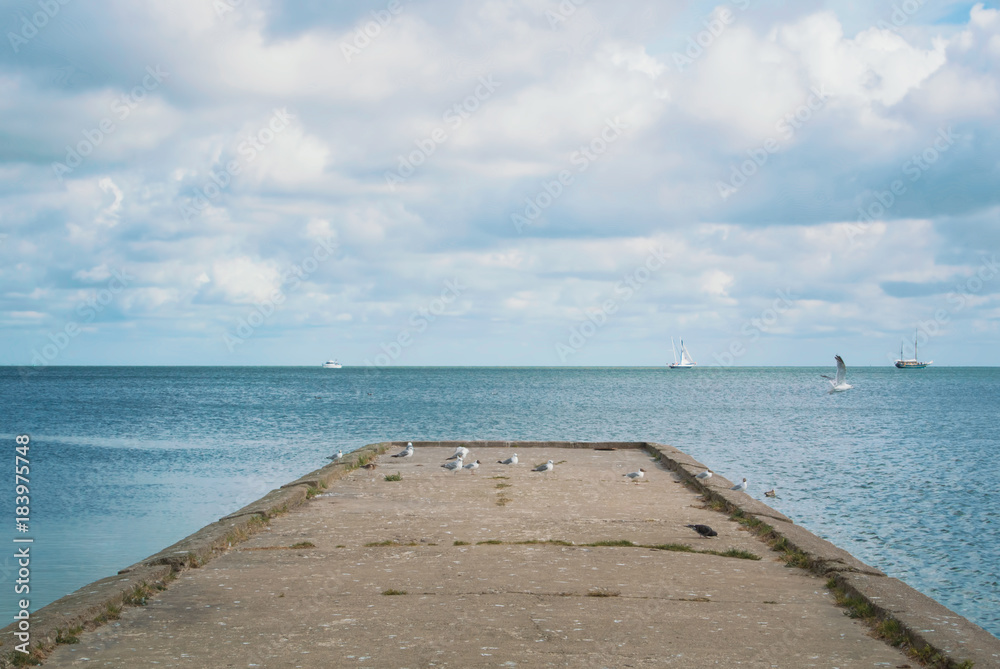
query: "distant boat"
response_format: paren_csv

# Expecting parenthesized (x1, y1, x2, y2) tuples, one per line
(668, 338, 696, 369)
(895, 331, 931, 369)
(322, 359, 342, 369)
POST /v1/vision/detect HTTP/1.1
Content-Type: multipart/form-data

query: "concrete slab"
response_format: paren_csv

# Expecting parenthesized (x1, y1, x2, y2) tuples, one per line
(37, 446, 914, 668)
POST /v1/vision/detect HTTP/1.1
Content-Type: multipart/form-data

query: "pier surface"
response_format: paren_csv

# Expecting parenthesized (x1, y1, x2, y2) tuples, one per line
(32, 443, 931, 668)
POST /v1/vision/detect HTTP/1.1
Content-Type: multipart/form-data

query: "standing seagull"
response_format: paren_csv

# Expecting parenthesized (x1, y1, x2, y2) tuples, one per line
(441, 457, 463, 472)
(533, 460, 554, 473)
(446, 446, 470, 461)
(695, 470, 713, 481)
(498, 453, 518, 465)
(391, 443, 414, 458)
(731, 478, 748, 492)
(463, 460, 481, 474)
(624, 468, 645, 482)
(821, 355, 853, 393)
(327, 450, 343, 462)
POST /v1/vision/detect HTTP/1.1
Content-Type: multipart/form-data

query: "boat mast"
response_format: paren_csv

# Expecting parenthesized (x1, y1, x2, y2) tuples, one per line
(914, 329, 918, 362)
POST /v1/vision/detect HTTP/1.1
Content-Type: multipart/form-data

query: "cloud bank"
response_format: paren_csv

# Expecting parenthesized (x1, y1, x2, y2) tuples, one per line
(2, 0, 998, 367)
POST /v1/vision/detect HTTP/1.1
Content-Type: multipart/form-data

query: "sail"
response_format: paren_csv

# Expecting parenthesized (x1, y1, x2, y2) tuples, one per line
(680, 341, 695, 366)
(671, 338, 679, 365)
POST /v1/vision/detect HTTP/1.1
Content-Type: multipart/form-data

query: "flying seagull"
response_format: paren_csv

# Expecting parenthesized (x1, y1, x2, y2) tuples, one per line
(391, 443, 414, 458)
(446, 446, 470, 461)
(327, 450, 343, 462)
(695, 470, 713, 481)
(821, 354, 853, 393)
(731, 478, 748, 492)
(498, 453, 518, 465)
(624, 468, 645, 481)
(686, 524, 717, 538)
(463, 460, 481, 474)
(441, 457, 463, 472)
(533, 460, 554, 473)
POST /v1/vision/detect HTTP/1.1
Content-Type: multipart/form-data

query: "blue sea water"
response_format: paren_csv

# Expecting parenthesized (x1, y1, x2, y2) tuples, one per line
(1, 366, 998, 638)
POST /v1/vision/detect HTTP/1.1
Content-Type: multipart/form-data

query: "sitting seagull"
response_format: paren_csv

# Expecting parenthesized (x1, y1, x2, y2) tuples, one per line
(533, 460, 554, 473)
(463, 460, 480, 474)
(498, 453, 518, 465)
(820, 354, 853, 393)
(695, 469, 713, 481)
(764, 489, 776, 498)
(686, 524, 718, 538)
(446, 446, 470, 461)
(441, 456, 463, 472)
(624, 468, 645, 481)
(327, 450, 343, 462)
(391, 443, 414, 458)
(731, 478, 748, 492)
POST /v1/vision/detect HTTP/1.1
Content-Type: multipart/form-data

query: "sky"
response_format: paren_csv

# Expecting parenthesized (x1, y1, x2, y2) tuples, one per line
(1, 0, 999, 368)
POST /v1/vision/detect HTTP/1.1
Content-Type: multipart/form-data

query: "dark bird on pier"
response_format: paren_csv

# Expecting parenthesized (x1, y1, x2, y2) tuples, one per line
(686, 524, 718, 538)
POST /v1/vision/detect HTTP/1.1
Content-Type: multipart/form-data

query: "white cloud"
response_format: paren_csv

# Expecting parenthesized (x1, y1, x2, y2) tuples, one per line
(0, 0, 998, 365)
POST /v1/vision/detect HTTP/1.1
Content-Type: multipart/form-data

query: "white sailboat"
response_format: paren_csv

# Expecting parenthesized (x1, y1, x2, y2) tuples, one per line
(668, 338, 696, 369)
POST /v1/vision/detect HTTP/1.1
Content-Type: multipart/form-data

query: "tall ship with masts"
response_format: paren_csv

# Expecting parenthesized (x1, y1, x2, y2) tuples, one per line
(894, 331, 932, 369)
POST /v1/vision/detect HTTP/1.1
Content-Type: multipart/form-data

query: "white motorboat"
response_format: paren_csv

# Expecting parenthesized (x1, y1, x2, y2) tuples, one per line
(322, 359, 342, 369)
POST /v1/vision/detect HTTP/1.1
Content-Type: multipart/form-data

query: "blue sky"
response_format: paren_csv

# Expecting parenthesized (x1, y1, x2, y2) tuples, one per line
(1, 0, 999, 367)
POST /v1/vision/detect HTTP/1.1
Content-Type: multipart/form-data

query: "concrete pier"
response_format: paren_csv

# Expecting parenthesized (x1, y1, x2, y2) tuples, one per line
(3, 441, 998, 668)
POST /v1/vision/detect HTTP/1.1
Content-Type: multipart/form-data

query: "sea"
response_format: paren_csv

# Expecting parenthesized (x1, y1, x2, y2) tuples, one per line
(1, 366, 997, 638)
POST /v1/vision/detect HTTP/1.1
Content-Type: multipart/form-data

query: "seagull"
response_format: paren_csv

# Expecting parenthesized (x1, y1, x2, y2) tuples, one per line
(446, 446, 469, 461)
(695, 470, 713, 481)
(498, 453, 518, 465)
(731, 478, 747, 492)
(764, 489, 776, 498)
(463, 460, 481, 474)
(686, 524, 718, 538)
(624, 468, 645, 481)
(327, 450, 343, 462)
(821, 354, 853, 393)
(441, 457, 463, 472)
(391, 443, 414, 458)
(533, 460, 554, 473)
